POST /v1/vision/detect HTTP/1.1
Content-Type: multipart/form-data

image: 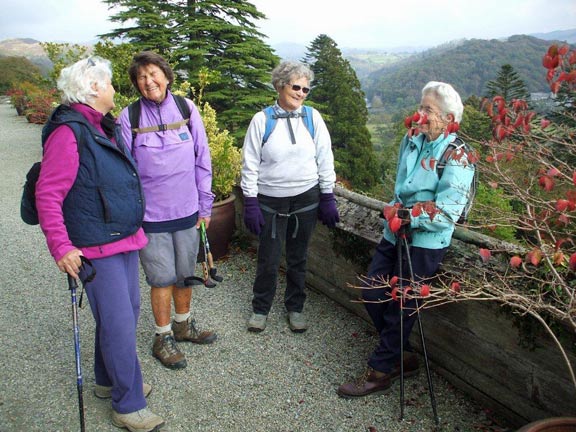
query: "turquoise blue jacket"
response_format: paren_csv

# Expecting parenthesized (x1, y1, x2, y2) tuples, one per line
(382, 132, 475, 249)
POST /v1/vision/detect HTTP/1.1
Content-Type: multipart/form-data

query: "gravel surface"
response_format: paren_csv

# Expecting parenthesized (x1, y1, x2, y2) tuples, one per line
(0, 97, 512, 431)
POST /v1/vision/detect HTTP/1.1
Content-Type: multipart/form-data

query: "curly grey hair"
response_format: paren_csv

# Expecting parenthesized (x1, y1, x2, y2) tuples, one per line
(57, 56, 113, 106)
(271, 61, 314, 92)
(422, 81, 464, 123)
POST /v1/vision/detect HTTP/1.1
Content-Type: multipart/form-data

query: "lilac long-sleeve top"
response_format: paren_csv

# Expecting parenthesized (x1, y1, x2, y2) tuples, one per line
(117, 93, 214, 223)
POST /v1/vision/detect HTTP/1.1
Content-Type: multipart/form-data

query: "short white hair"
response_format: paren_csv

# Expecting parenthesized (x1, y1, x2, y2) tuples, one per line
(57, 56, 112, 105)
(422, 81, 464, 123)
(271, 61, 314, 92)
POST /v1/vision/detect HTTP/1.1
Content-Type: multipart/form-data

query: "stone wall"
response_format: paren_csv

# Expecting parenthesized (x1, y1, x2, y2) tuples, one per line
(233, 186, 576, 426)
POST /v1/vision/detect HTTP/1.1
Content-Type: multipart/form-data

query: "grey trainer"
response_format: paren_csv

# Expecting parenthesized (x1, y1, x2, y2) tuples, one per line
(247, 313, 267, 332)
(111, 407, 164, 432)
(94, 382, 152, 399)
(152, 332, 187, 369)
(287, 311, 308, 333)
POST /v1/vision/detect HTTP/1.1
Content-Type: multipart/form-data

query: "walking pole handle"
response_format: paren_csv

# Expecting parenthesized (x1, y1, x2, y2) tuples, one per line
(67, 274, 78, 291)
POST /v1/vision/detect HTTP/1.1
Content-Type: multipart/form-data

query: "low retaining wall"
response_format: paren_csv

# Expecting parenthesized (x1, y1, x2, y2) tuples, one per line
(233, 186, 576, 426)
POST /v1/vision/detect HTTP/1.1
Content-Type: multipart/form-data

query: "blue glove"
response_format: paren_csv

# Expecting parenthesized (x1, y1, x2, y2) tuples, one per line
(243, 196, 265, 235)
(318, 193, 340, 228)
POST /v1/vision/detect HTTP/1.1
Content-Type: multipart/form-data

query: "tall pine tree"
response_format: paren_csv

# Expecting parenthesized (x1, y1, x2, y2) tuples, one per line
(304, 35, 380, 192)
(485, 64, 529, 101)
(101, 0, 278, 142)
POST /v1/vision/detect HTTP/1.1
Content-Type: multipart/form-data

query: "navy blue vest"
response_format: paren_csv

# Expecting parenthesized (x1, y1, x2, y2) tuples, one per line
(42, 105, 145, 247)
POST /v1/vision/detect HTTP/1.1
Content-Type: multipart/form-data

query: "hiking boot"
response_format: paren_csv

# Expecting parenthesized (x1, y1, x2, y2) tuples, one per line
(389, 351, 420, 381)
(95, 382, 152, 399)
(337, 367, 392, 398)
(152, 332, 187, 369)
(287, 311, 307, 333)
(172, 317, 217, 344)
(111, 407, 164, 432)
(247, 313, 267, 332)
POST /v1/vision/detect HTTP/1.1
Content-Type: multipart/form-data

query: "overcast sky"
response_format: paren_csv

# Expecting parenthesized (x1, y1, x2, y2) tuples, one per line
(1, 0, 575, 49)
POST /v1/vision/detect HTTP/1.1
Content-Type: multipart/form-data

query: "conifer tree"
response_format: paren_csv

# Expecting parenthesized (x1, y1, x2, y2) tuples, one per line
(304, 34, 380, 192)
(485, 64, 529, 101)
(101, 0, 278, 142)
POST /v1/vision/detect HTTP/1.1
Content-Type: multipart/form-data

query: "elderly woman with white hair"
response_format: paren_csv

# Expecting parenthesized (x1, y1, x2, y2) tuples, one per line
(35, 56, 164, 431)
(241, 60, 339, 333)
(338, 81, 475, 398)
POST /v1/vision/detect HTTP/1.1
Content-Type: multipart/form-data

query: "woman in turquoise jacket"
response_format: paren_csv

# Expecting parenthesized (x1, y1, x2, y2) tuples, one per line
(338, 81, 475, 398)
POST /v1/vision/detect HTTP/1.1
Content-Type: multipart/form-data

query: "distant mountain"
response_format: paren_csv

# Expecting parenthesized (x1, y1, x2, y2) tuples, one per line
(363, 34, 574, 114)
(0, 38, 51, 74)
(530, 28, 576, 43)
(271, 43, 418, 81)
(2, 29, 575, 106)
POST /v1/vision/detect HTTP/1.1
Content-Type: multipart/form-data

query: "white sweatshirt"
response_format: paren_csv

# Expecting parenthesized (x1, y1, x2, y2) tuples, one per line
(241, 104, 336, 198)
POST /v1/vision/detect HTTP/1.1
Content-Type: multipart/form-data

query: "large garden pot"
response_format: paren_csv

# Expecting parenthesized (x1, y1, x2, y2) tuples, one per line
(205, 193, 237, 261)
(516, 417, 576, 432)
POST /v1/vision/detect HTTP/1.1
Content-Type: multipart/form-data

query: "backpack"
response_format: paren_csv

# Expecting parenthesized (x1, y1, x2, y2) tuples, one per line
(21, 124, 85, 225)
(128, 94, 191, 143)
(262, 105, 315, 144)
(437, 137, 477, 224)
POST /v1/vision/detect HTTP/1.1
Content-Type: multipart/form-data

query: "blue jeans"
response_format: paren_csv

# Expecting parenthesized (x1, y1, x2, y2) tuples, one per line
(251, 186, 319, 314)
(81, 251, 146, 414)
(363, 238, 447, 373)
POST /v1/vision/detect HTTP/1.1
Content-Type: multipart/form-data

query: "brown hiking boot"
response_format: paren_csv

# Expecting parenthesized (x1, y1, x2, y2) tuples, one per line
(152, 332, 187, 369)
(389, 351, 420, 381)
(172, 317, 217, 344)
(337, 367, 392, 398)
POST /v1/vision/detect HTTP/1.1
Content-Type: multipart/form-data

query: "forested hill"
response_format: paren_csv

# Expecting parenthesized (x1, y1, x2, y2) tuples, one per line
(363, 35, 570, 113)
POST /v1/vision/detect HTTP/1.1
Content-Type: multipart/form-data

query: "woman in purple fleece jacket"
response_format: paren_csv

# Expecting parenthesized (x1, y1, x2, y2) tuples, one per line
(36, 56, 164, 431)
(118, 51, 216, 371)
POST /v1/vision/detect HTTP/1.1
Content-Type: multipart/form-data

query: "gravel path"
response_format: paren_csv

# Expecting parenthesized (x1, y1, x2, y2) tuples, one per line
(0, 97, 511, 432)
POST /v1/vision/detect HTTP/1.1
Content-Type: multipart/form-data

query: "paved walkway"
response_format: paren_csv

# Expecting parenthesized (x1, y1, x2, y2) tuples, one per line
(0, 97, 511, 431)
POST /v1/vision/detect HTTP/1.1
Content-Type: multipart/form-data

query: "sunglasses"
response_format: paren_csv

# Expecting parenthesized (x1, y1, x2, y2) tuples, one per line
(290, 84, 310, 94)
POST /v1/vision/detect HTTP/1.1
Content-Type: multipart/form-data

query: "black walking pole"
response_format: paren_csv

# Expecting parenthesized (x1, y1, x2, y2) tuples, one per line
(396, 230, 406, 421)
(402, 235, 440, 426)
(67, 274, 86, 432)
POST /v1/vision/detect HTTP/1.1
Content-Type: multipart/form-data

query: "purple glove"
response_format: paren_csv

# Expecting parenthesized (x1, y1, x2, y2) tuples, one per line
(318, 193, 340, 228)
(243, 196, 265, 235)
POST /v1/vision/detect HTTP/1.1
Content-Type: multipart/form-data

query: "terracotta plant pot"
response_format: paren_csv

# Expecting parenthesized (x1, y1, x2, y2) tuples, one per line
(205, 193, 236, 261)
(516, 417, 576, 432)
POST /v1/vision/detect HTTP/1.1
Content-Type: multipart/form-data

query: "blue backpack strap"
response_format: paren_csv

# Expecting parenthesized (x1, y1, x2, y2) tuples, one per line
(262, 105, 315, 145)
(262, 106, 277, 145)
(301, 105, 315, 140)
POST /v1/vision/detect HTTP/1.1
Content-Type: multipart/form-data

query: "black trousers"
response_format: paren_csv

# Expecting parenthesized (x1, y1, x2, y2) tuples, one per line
(362, 237, 447, 373)
(251, 185, 319, 314)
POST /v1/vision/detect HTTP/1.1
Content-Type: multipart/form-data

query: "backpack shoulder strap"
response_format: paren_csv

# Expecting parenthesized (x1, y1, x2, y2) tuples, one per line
(262, 105, 315, 145)
(173, 95, 191, 120)
(262, 106, 277, 145)
(128, 100, 141, 143)
(438, 137, 467, 176)
(301, 105, 315, 140)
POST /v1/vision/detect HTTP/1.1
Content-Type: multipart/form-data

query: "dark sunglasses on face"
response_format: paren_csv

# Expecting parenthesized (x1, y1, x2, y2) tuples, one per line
(290, 84, 310, 94)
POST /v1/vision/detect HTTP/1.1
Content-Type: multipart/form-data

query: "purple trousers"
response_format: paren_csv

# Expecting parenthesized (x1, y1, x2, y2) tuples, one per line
(81, 251, 145, 414)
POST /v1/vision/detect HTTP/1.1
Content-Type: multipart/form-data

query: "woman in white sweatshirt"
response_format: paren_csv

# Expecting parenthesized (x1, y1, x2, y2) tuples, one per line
(241, 60, 339, 334)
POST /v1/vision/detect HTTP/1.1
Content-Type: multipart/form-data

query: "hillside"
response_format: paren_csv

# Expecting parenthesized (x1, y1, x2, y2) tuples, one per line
(0, 38, 51, 74)
(363, 35, 573, 114)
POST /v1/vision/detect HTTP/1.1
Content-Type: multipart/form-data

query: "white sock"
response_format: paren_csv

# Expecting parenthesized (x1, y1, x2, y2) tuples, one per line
(155, 324, 172, 335)
(174, 312, 191, 323)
